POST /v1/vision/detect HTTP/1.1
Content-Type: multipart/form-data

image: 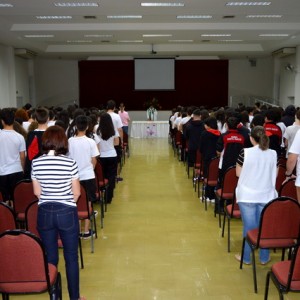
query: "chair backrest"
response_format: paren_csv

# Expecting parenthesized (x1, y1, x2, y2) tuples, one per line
(207, 156, 220, 181)
(221, 166, 238, 194)
(0, 230, 52, 294)
(0, 202, 17, 232)
(195, 150, 202, 168)
(258, 197, 300, 241)
(276, 165, 286, 192)
(123, 130, 128, 144)
(228, 192, 240, 217)
(290, 244, 300, 284)
(0, 189, 3, 202)
(13, 179, 37, 220)
(25, 200, 39, 237)
(77, 184, 91, 220)
(279, 178, 297, 200)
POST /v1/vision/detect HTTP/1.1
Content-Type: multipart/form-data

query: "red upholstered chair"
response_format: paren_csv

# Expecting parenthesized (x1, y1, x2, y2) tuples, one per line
(276, 165, 287, 193)
(0, 230, 62, 299)
(122, 130, 129, 162)
(193, 150, 203, 197)
(239, 197, 300, 293)
(221, 192, 241, 253)
(174, 129, 182, 160)
(13, 179, 37, 227)
(0, 189, 4, 202)
(0, 202, 17, 232)
(94, 159, 109, 227)
(202, 156, 220, 211)
(25, 200, 84, 269)
(77, 184, 97, 253)
(215, 166, 238, 228)
(279, 178, 297, 200)
(264, 243, 300, 300)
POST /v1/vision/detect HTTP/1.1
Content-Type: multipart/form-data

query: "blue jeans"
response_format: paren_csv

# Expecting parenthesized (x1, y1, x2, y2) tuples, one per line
(239, 202, 270, 264)
(37, 203, 80, 300)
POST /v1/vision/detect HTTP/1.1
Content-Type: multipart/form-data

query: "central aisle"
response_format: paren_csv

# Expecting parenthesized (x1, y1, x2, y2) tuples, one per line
(17, 138, 293, 299)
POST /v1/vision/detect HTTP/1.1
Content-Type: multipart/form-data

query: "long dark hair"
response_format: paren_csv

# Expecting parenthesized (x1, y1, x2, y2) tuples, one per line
(96, 112, 115, 141)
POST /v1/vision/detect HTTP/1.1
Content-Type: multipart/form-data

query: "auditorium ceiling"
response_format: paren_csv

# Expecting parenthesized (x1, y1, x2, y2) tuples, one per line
(0, 0, 300, 59)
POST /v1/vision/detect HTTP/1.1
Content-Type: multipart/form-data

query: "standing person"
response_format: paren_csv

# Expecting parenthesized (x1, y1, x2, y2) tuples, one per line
(118, 102, 130, 136)
(31, 126, 85, 300)
(235, 126, 277, 265)
(0, 108, 26, 202)
(286, 129, 300, 203)
(96, 112, 119, 204)
(24, 107, 49, 179)
(283, 109, 300, 158)
(147, 104, 157, 121)
(68, 115, 100, 239)
(107, 100, 123, 181)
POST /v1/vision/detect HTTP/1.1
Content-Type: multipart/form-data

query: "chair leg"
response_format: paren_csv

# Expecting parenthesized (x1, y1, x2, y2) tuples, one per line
(240, 238, 246, 269)
(227, 218, 231, 253)
(251, 249, 258, 293)
(264, 271, 271, 300)
(221, 213, 226, 237)
(78, 237, 84, 269)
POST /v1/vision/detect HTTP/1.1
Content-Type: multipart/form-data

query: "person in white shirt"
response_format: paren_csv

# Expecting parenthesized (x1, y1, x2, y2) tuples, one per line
(235, 126, 277, 265)
(0, 108, 26, 201)
(96, 112, 119, 203)
(68, 115, 100, 238)
(283, 109, 300, 158)
(286, 128, 300, 203)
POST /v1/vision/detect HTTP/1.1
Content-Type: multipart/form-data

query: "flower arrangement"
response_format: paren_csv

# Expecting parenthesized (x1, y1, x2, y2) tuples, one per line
(143, 97, 162, 110)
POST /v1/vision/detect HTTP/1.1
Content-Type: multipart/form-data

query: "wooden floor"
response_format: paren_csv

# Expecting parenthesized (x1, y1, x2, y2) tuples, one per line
(14, 138, 297, 300)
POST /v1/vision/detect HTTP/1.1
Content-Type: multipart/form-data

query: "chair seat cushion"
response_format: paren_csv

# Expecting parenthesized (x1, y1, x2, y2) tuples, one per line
(225, 204, 241, 218)
(0, 263, 57, 293)
(272, 261, 300, 290)
(215, 189, 233, 200)
(247, 228, 297, 248)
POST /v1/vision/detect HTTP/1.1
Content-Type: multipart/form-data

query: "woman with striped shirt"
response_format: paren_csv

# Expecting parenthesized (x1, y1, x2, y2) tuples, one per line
(31, 125, 85, 300)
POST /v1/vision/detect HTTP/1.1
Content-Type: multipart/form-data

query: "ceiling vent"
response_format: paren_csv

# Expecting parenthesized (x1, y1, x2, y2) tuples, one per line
(14, 48, 37, 59)
(223, 15, 235, 19)
(272, 47, 296, 58)
(84, 15, 97, 19)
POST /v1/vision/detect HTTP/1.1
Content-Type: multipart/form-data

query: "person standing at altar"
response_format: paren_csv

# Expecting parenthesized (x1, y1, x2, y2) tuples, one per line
(118, 102, 130, 135)
(147, 105, 157, 121)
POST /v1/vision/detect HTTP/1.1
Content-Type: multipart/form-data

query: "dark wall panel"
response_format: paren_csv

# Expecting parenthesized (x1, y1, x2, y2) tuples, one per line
(79, 59, 228, 110)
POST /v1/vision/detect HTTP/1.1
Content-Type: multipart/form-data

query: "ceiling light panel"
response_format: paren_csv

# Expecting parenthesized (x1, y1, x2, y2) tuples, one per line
(259, 34, 289, 36)
(141, 2, 184, 7)
(54, 2, 99, 7)
(107, 15, 142, 19)
(36, 16, 72, 19)
(24, 35, 54, 38)
(0, 3, 13, 7)
(84, 34, 113, 38)
(177, 15, 212, 19)
(117, 40, 143, 43)
(201, 34, 232, 37)
(246, 15, 282, 18)
(226, 2, 271, 5)
(143, 34, 172, 37)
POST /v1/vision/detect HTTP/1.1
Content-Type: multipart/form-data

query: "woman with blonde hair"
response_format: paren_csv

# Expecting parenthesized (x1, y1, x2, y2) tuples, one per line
(235, 126, 277, 265)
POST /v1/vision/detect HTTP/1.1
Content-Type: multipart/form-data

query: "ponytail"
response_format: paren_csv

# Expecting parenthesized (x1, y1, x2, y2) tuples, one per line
(250, 125, 269, 150)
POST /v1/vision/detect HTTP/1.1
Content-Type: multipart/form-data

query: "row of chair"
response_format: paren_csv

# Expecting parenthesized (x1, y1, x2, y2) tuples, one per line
(172, 143, 300, 298)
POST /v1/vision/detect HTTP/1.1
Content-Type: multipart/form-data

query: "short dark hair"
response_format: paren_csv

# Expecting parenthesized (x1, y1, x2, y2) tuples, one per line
(75, 115, 88, 132)
(204, 117, 218, 129)
(193, 109, 201, 116)
(226, 117, 239, 129)
(35, 107, 49, 124)
(107, 100, 116, 110)
(0, 108, 15, 125)
(42, 125, 68, 155)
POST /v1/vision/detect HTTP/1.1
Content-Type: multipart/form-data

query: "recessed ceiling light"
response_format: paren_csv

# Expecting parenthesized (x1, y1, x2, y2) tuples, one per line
(107, 15, 142, 19)
(259, 34, 289, 36)
(24, 35, 54, 38)
(36, 16, 72, 19)
(84, 34, 113, 38)
(141, 2, 184, 7)
(54, 2, 99, 7)
(117, 40, 144, 43)
(246, 15, 281, 18)
(0, 3, 13, 7)
(226, 2, 271, 5)
(201, 34, 232, 37)
(168, 39, 194, 42)
(143, 34, 172, 37)
(177, 15, 212, 19)
(218, 39, 244, 42)
(67, 40, 93, 43)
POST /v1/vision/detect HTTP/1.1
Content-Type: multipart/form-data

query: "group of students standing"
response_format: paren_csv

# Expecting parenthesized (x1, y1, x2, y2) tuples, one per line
(170, 103, 299, 265)
(0, 100, 130, 300)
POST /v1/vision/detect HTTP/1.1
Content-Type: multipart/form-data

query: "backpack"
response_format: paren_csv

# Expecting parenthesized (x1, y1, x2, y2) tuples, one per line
(27, 135, 40, 161)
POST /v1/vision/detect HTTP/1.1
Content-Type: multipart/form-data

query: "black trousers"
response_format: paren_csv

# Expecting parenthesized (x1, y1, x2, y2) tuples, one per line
(99, 156, 118, 203)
